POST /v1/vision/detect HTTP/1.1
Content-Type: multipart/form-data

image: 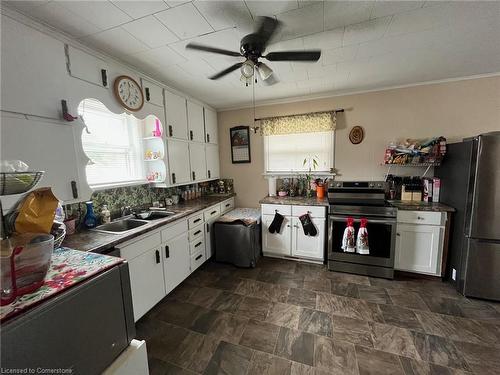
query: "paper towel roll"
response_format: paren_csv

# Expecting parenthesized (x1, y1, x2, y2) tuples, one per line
(268, 177, 277, 196)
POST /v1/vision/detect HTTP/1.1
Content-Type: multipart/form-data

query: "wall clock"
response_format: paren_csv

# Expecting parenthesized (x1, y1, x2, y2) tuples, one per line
(349, 126, 364, 144)
(113, 75, 144, 112)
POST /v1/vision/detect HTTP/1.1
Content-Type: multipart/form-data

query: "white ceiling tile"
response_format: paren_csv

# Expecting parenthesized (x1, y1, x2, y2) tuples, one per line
(298, 0, 323, 8)
(386, 3, 448, 36)
(131, 45, 187, 67)
(370, 1, 424, 19)
(164, 0, 190, 7)
(82, 27, 149, 56)
(8, 1, 101, 38)
(307, 63, 337, 79)
(3, 1, 50, 13)
(122, 16, 178, 48)
(322, 45, 358, 66)
(155, 2, 214, 39)
(303, 27, 343, 50)
(111, 1, 170, 19)
(177, 59, 217, 78)
(324, 1, 374, 30)
(193, 0, 254, 33)
(267, 38, 305, 53)
(276, 3, 324, 40)
(56, 1, 133, 30)
(245, 0, 299, 17)
(343, 16, 391, 46)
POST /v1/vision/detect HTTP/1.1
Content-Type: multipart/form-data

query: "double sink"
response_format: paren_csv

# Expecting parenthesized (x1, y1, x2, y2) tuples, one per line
(92, 210, 177, 234)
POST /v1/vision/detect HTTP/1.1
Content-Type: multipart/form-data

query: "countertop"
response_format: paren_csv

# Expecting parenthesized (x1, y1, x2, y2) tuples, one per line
(259, 196, 454, 212)
(259, 196, 329, 207)
(62, 194, 235, 253)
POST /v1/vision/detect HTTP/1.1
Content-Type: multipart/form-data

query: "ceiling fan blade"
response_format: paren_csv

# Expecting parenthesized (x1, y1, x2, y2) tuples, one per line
(254, 16, 281, 48)
(264, 50, 321, 62)
(186, 43, 241, 57)
(209, 62, 244, 80)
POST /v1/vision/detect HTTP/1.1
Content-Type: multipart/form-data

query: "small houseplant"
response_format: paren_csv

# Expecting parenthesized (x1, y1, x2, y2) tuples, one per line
(303, 155, 319, 197)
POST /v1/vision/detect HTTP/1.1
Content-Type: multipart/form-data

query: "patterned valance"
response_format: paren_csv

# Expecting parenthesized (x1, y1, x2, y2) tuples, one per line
(259, 111, 336, 136)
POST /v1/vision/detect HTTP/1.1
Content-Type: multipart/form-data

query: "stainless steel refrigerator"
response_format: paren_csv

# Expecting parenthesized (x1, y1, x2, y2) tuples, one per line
(436, 132, 500, 301)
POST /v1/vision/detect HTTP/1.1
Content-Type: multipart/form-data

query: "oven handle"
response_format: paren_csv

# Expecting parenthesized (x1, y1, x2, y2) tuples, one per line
(328, 215, 396, 224)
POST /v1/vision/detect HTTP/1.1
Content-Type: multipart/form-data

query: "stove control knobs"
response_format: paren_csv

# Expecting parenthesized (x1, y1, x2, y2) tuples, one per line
(336, 183, 342, 187)
(369, 183, 374, 188)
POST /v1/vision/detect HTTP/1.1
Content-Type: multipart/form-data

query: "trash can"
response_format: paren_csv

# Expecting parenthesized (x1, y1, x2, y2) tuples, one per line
(213, 208, 261, 268)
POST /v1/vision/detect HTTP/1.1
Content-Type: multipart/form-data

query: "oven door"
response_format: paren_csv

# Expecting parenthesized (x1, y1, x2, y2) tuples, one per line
(328, 215, 396, 268)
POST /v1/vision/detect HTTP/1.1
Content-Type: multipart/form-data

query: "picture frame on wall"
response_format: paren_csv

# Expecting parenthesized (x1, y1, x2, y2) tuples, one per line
(230, 126, 251, 163)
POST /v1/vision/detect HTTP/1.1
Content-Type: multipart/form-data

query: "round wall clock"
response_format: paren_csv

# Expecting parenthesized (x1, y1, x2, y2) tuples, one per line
(349, 126, 364, 144)
(113, 75, 144, 112)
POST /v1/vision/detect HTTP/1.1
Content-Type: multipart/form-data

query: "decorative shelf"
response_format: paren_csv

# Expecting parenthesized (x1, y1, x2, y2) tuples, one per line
(142, 136, 163, 141)
(144, 158, 163, 162)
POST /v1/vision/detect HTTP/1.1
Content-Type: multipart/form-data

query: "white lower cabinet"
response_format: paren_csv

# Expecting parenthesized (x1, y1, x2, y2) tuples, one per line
(163, 232, 190, 295)
(126, 247, 165, 322)
(394, 211, 446, 276)
(262, 204, 326, 262)
(291, 217, 325, 260)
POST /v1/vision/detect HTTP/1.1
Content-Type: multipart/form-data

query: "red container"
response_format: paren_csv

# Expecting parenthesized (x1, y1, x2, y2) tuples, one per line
(316, 185, 325, 198)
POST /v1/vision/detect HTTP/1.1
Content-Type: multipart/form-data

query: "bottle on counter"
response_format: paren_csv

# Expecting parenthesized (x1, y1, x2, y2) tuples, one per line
(101, 204, 111, 224)
(84, 201, 98, 229)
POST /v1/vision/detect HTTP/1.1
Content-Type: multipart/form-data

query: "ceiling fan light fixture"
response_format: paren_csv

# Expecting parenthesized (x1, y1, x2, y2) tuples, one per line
(257, 62, 273, 81)
(240, 60, 255, 78)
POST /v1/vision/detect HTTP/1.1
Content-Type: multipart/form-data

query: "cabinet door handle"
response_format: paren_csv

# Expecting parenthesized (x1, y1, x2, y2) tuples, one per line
(195, 254, 202, 261)
(286, 224, 291, 227)
(71, 180, 78, 199)
(190, 130, 194, 140)
(194, 230, 201, 236)
(293, 225, 299, 228)
(211, 210, 217, 215)
(165, 245, 170, 258)
(169, 125, 173, 137)
(225, 203, 230, 207)
(207, 134, 210, 143)
(417, 216, 424, 220)
(172, 173, 176, 184)
(195, 241, 202, 248)
(396, 233, 400, 236)
(208, 170, 211, 178)
(206, 223, 209, 233)
(155, 250, 160, 264)
(101, 69, 108, 87)
(194, 218, 201, 223)
(192, 171, 196, 181)
(145, 87, 150, 101)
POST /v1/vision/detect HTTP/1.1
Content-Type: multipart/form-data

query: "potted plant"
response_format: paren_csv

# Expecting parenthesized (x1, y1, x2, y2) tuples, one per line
(303, 155, 319, 197)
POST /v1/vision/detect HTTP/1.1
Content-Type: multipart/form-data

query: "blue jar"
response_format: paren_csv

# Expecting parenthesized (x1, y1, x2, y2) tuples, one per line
(84, 201, 98, 229)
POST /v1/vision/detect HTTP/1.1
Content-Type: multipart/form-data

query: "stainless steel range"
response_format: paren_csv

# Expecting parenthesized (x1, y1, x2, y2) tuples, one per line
(327, 181, 397, 279)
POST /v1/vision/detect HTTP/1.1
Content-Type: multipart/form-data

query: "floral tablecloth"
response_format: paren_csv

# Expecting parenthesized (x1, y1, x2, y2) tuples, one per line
(1, 247, 123, 322)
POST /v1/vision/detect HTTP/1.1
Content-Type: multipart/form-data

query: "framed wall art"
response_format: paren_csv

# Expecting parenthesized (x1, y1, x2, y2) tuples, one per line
(230, 126, 251, 163)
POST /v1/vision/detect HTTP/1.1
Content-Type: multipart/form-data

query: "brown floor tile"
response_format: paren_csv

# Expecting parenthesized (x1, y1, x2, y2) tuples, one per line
(172, 331, 206, 368)
(453, 340, 500, 374)
(236, 296, 272, 320)
(188, 287, 222, 308)
(304, 278, 331, 293)
(314, 336, 357, 374)
(331, 315, 374, 347)
(379, 304, 425, 332)
(275, 327, 315, 365)
(287, 288, 317, 309)
(155, 301, 205, 329)
(203, 341, 253, 375)
(298, 308, 333, 337)
(260, 258, 297, 274)
(141, 322, 190, 362)
(232, 267, 261, 280)
(387, 288, 430, 311)
(247, 351, 291, 375)
(294, 262, 325, 276)
(277, 272, 305, 289)
(186, 335, 221, 373)
(457, 299, 500, 325)
(398, 357, 469, 375)
(239, 319, 280, 353)
(330, 282, 360, 298)
(166, 283, 198, 302)
(411, 331, 471, 371)
(185, 270, 220, 287)
(207, 312, 249, 344)
(210, 276, 242, 292)
(355, 345, 404, 375)
(370, 322, 421, 360)
(420, 295, 465, 317)
(265, 302, 302, 329)
(209, 291, 244, 313)
(357, 284, 392, 305)
(190, 309, 221, 334)
(237, 279, 289, 302)
(257, 270, 283, 284)
(316, 293, 384, 322)
(327, 271, 371, 286)
(149, 358, 197, 375)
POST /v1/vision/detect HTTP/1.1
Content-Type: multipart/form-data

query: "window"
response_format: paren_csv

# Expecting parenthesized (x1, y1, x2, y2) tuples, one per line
(79, 99, 145, 188)
(264, 131, 335, 173)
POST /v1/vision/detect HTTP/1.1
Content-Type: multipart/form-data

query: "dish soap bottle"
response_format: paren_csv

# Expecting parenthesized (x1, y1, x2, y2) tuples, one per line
(101, 205, 111, 224)
(84, 201, 98, 228)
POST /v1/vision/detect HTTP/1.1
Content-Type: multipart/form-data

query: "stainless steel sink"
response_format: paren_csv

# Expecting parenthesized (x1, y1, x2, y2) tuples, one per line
(134, 211, 177, 220)
(92, 218, 148, 234)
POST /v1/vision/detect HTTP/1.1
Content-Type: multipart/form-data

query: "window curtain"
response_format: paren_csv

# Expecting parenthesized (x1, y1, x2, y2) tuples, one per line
(260, 111, 336, 136)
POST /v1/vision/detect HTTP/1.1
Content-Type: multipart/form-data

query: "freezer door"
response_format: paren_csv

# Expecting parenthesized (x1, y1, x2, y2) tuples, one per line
(462, 239, 500, 301)
(468, 132, 500, 240)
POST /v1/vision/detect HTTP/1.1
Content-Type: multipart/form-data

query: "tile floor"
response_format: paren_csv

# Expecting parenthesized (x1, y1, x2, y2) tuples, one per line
(136, 257, 500, 375)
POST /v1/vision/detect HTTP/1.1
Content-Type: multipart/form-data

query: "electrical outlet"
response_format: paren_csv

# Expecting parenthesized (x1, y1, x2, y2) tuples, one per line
(452, 268, 457, 281)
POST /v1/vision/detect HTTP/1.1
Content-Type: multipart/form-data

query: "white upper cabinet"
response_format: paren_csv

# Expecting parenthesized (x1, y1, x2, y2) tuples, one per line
(164, 89, 188, 140)
(187, 101, 205, 143)
(206, 144, 220, 180)
(141, 79, 163, 108)
(0, 15, 67, 120)
(167, 139, 190, 185)
(204, 107, 218, 144)
(189, 143, 207, 182)
(0, 113, 91, 208)
(66, 45, 109, 88)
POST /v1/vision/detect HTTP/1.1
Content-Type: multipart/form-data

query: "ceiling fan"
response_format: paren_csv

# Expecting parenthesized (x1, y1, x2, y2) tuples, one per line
(186, 16, 321, 85)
